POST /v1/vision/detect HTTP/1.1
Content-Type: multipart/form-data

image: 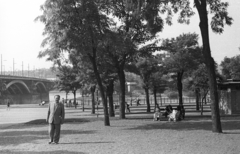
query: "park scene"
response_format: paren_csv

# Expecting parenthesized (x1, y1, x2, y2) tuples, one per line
(1, 0, 240, 154)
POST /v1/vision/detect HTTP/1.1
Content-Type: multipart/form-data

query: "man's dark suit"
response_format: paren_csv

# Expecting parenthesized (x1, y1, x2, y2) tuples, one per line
(46, 99, 65, 144)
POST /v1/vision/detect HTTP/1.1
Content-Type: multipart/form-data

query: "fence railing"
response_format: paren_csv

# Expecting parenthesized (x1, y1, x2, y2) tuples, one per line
(71, 96, 210, 106)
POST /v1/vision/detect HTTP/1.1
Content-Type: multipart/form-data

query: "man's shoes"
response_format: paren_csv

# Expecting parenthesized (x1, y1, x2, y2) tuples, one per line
(52, 142, 58, 144)
(48, 142, 52, 144)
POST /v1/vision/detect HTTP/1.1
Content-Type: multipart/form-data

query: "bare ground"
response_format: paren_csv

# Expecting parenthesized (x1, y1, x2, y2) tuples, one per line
(0, 105, 240, 154)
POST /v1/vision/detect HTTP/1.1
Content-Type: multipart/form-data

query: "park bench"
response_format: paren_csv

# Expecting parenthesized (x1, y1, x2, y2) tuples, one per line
(114, 104, 120, 109)
(154, 105, 185, 121)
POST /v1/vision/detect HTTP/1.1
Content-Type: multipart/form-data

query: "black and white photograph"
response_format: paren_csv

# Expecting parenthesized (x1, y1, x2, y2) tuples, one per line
(0, 0, 240, 153)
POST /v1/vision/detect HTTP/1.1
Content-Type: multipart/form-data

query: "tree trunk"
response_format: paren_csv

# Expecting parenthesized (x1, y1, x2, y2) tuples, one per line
(203, 90, 208, 104)
(88, 53, 110, 126)
(117, 65, 126, 119)
(144, 87, 151, 112)
(90, 85, 96, 114)
(177, 71, 184, 105)
(82, 91, 84, 112)
(201, 96, 204, 115)
(73, 90, 76, 108)
(195, 88, 200, 111)
(153, 88, 159, 112)
(195, 0, 222, 133)
(73, 90, 76, 103)
(107, 80, 115, 117)
(65, 92, 68, 101)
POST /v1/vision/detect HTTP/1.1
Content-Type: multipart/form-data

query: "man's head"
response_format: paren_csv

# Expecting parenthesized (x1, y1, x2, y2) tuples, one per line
(54, 95, 60, 103)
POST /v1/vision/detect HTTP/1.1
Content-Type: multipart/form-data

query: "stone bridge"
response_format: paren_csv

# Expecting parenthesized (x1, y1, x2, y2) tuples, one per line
(0, 75, 54, 104)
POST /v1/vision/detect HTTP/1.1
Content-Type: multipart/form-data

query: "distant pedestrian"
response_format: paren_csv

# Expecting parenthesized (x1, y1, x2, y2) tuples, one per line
(46, 95, 65, 144)
(136, 98, 141, 106)
(74, 101, 77, 109)
(65, 99, 68, 107)
(39, 101, 46, 106)
(61, 98, 65, 104)
(7, 100, 10, 110)
(125, 102, 130, 113)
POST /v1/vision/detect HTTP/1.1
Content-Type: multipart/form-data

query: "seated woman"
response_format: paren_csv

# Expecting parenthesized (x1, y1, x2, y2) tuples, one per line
(168, 109, 179, 122)
(162, 105, 173, 117)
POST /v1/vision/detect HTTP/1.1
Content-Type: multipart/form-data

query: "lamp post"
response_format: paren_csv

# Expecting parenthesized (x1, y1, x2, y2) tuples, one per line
(9, 67, 12, 75)
(28, 64, 29, 77)
(1, 54, 2, 75)
(13, 58, 14, 75)
(33, 66, 35, 77)
(1, 55, 7, 75)
(13, 58, 16, 76)
(21, 61, 23, 76)
(2, 65, 5, 75)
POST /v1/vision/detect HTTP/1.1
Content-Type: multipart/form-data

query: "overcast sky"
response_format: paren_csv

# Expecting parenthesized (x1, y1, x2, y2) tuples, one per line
(0, 0, 239, 72)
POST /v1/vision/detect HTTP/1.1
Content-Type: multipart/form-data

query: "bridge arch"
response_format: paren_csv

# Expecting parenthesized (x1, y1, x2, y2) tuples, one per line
(35, 82, 47, 93)
(6, 80, 31, 94)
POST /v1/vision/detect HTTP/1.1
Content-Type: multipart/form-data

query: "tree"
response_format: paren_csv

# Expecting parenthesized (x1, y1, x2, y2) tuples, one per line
(36, 0, 112, 126)
(69, 50, 98, 114)
(161, 33, 201, 105)
(149, 70, 167, 112)
(135, 57, 159, 112)
(130, 0, 232, 133)
(55, 65, 83, 105)
(220, 56, 240, 80)
(185, 63, 209, 111)
(102, 0, 163, 119)
(194, 0, 232, 133)
(97, 29, 138, 119)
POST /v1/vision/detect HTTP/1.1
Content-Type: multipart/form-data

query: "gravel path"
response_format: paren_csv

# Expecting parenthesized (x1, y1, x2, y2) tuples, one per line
(0, 105, 240, 154)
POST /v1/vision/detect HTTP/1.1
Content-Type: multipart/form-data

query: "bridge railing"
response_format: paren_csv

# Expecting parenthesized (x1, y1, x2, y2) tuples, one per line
(0, 74, 54, 82)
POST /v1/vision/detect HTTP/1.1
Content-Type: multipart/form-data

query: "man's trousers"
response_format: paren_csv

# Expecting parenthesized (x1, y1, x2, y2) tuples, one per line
(49, 123, 61, 143)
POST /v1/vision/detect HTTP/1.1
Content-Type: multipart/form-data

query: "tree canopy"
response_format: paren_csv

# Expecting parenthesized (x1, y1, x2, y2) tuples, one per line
(36, 0, 234, 131)
(220, 56, 240, 80)
(161, 33, 202, 105)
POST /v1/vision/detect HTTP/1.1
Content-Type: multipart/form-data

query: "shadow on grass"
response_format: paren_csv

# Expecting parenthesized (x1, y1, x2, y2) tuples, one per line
(0, 150, 86, 154)
(0, 129, 96, 146)
(126, 114, 240, 121)
(25, 118, 94, 125)
(124, 116, 240, 134)
(0, 118, 95, 130)
(61, 141, 115, 144)
(0, 118, 97, 146)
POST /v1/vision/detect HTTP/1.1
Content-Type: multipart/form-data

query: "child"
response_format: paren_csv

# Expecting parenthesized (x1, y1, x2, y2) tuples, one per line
(153, 109, 161, 121)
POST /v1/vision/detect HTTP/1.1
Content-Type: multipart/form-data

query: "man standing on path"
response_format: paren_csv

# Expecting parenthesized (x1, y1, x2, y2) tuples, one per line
(46, 95, 65, 144)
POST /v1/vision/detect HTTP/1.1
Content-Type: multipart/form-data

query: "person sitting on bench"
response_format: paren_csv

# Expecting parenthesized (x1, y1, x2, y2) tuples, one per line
(163, 105, 173, 117)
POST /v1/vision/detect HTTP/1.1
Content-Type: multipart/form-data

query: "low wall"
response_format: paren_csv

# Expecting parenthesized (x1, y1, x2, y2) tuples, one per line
(0, 93, 49, 104)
